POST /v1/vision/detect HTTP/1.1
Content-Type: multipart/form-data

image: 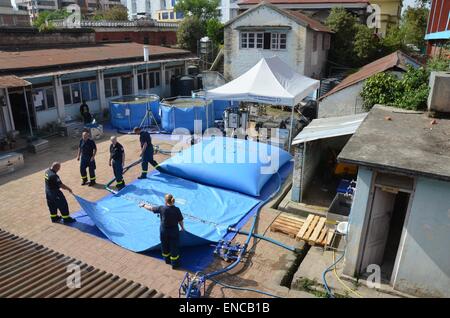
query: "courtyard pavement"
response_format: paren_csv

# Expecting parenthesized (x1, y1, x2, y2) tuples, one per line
(0, 131, 310, 298)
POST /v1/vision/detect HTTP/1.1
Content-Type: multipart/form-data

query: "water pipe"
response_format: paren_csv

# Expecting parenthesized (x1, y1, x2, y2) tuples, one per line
(201, 173, 283, 284)
(227, 228, 301, 253)
(104, 158, 143, 194)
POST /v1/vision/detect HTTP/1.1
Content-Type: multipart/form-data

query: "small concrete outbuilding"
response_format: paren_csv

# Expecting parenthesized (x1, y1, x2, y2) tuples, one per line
(338, 102, 450, 297)
(290, 113, 367, 206)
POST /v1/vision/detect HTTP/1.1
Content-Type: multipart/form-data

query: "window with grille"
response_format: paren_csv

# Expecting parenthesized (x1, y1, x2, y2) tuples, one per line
(240, 32, 264, 49)
(271, 33, 287, 50)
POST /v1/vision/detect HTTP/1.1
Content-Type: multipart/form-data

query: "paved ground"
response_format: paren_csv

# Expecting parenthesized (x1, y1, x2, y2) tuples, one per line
(0, 130, 311, 298)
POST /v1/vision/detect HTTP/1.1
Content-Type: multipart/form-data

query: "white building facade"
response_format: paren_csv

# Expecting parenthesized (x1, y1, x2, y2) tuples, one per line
(223, 3, 331, 81)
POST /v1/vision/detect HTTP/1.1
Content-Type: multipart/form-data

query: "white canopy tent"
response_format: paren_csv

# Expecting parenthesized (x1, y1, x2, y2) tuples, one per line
(205, 56, 320, 151)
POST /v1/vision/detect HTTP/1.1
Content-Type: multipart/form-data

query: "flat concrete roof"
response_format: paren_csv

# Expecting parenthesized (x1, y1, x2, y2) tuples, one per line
(338, 105, 450, 181)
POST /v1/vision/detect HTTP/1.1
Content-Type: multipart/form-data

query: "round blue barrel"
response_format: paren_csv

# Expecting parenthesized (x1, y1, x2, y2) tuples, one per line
(110, 95, 160, 130)
(160, 98, 214, 133)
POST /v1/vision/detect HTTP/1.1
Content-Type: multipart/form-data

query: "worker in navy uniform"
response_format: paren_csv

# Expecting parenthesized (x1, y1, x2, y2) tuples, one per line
(45, 162, 76, 223)
(80, 101, 92, 124)
(77, 131, 97, 186)
(133, 127, 159, 179)
(140, 194, 185, 269)
(109, 136, 125, 190)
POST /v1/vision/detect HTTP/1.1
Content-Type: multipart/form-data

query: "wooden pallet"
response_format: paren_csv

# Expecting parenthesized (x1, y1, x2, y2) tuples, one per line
(269, 213, 304, 238)
(295, 214, 335, 246)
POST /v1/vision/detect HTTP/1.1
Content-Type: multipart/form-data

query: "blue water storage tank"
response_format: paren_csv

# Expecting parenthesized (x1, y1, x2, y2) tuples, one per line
(160, 97, 214, 133)
(110, 95, 160, 130)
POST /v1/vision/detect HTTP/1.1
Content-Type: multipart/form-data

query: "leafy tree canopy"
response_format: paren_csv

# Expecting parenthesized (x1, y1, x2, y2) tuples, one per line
(206, 18, 224, 46)
(361, 66, 433, 111)
(33, 10, 70, 31)
(174, 0, 220, 21)
(91, 5, 128, 21)
(177, 15, 206, 52)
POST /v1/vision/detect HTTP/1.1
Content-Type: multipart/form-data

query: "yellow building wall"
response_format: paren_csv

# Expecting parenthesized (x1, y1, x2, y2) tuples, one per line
(370, 0, 403, 36)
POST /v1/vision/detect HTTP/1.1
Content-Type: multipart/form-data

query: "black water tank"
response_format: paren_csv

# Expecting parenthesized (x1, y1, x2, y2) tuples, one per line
(187, 65, 199, 76)
(178, 76, 195, 96)
(195, 74, 203, 90)
(170, 75, 179, 97)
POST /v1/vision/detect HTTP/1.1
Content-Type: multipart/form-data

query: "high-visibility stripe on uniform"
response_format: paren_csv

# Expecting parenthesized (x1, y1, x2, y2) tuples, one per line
(81, 176, 88, 179)
(162, 252, 170, 257)
(90, 177, 96, 180)
(61, 215, 71, 219)
(50, 214, 58, 217)
(170, 255, 180, 261)
(116, 180, 124, 185)
(44, 173, 49, 180)
(142, 170, 148, 173)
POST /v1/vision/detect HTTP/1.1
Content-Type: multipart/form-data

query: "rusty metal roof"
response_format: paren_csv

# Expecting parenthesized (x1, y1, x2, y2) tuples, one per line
(0, 75, 31, 89)
(284, 10, 332, 33)
(225, 2, 332, 33)
(0, 229, 168, 298)
(319, 51, 422, 100)
(0, 43, 191, 74)
(239, 0, 369, 5)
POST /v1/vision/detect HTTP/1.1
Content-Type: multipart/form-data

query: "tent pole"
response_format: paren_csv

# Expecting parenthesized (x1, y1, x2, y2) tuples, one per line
(288, 103, 295, 152)
(23, 87, 34, 138)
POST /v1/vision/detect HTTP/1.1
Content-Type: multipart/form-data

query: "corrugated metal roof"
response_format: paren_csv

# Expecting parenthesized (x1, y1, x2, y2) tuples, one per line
(0, 43, 191, 73)
(239, 0, 369, 5)
(285, 10, 333, 33)
(319, 51, 422, 100)
(292, 113, 367, 145)
(0, 229, 168, 298)
(225, 2, 332, 32)
(0, 75, 31, 88)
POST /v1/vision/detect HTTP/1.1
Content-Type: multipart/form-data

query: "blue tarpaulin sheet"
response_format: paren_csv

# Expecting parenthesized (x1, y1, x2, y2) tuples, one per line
(70, 161, 292, 271)
(74, 172, 260, 253)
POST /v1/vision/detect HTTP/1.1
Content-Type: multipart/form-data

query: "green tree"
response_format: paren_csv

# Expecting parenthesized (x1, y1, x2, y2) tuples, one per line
(427, 56, 450, 72)
(206, 18, 224, 46)
(325, 7, 359, 66)
(92, 5, 128, 21)
(381, 25, 405, 53)
(401, 6, 429, 52)
(354, 24, 382, 64)
(174, 0, 220, 21)
(33, 10, 70, 31)
(177, 15, 205, 52)
(361, 67, 431, 111)
(360, 72, 399, 110)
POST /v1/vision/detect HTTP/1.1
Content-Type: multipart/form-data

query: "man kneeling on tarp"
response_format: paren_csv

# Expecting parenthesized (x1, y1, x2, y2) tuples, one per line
(140, 194, 185, 269)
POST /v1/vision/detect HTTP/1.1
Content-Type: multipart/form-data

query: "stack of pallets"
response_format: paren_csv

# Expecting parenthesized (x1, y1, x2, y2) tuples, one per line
(295, 214, 334, 246)
(269, 213, 304, 238)
(270, 213, 335, 247)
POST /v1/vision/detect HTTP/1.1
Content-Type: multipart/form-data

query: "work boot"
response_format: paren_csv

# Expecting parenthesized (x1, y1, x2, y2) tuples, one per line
(171, 258, 180, 269)
(50, 215, 61, 223)
(164, 257, 171, 265)
(116, 183, 125, 190)
(137, 174, 147, 179)
(88, 180, 96, 187)
(81, 180, 88, 186)
(171, 262, 180, 270)
(62, 216, 76, 224)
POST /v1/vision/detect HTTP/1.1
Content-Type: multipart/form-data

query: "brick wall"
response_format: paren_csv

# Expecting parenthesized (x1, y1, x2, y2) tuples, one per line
(95, 30, 177, 46)
(0, 27, 95, 47)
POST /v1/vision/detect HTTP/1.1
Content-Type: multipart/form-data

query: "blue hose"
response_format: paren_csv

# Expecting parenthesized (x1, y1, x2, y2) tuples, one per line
(201, 173, 283, 297)
(228, 228, 299, 253)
